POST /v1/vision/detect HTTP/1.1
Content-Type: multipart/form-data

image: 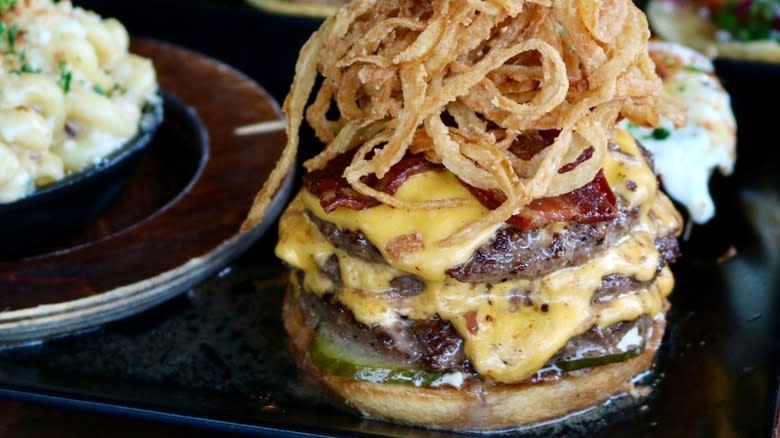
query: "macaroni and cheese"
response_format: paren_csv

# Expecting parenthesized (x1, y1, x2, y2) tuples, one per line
(0, 0, 159, 203)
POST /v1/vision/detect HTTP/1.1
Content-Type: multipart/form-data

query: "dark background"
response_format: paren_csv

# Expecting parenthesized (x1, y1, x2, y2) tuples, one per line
(78, 0, 320, 103)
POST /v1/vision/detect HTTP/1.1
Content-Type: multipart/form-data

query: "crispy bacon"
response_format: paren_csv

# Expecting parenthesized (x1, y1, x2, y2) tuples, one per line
(463, 311, 479, 335)
(465, 170, 617, 230)
(305, 137, 616, 230)
(303, 152, 376, 211)
(385, 232, 425, 261)
(303, 151, 440, 212)
(558, 146, 595, 174)
(508, 129, 559, 160)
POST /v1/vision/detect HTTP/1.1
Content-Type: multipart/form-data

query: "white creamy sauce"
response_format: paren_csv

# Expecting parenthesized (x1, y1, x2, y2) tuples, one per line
(621, 41, 736, 223)
(0, 150, 33, 202)
(616, 325, 644, 351)
(0, 124, 20, 142)
(430, 372, 467, 389)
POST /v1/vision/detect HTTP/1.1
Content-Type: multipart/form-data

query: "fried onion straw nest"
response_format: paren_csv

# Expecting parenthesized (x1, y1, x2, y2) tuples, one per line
(242, 0, 682, 244)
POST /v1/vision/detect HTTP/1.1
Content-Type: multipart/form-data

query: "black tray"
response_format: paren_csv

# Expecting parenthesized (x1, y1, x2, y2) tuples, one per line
(0, 1, 777, 437)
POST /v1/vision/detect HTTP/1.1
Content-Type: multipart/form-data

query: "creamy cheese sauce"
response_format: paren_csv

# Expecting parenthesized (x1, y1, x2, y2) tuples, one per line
(276, 129, 682, 383)
(0, 0, 159, 203)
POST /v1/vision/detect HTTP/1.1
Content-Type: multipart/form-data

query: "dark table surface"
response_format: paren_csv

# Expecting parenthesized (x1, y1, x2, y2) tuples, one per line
(1, 1, 778, 437)
(0, 400, 235, 437)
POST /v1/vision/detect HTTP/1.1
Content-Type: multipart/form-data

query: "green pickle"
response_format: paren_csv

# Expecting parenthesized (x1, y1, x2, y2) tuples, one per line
(309, 329, 444, 387)
(554, 346, 644, 372)
(311, 327, 645, 384)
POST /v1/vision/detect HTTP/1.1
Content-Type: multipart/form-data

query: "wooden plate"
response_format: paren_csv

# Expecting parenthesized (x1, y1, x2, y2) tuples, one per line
(0, 38, 292, 345)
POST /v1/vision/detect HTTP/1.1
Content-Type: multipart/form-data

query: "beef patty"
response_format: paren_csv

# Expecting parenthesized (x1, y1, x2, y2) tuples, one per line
(306, 199, 679, 285)
(447, 203, 637, 283)
(297, 279, 656, 377)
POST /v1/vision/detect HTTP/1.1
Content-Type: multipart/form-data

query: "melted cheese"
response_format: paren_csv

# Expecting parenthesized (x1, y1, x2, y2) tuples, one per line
(301, 170, 498, 281)
(275, 130, 683, 383)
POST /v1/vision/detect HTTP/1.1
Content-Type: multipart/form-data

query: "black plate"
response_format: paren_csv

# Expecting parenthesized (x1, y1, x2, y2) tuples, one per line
(0, 1, 776, 437)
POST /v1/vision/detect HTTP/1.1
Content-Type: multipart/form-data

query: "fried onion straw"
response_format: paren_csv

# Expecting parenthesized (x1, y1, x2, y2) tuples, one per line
(242, 0, 683, 245)
(235, 119, 287, 136)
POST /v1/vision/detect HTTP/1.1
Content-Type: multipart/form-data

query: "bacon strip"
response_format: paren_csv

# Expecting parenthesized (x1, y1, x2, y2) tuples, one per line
(305, 143, 616, 230)
(304, 151, 440, 212)
(558, 146, 595, 174)
(508, 129, 559, 160)
(465, 170, 617, 230)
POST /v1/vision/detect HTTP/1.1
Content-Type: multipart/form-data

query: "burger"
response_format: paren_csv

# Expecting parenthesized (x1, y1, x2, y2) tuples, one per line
(243, 0, 685, 430)
(647, 0, 780, 63)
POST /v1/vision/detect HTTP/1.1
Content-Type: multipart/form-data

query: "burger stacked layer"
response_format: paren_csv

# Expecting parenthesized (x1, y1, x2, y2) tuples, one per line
(243, 0, 686, 430)
(276, 128, 682, 429)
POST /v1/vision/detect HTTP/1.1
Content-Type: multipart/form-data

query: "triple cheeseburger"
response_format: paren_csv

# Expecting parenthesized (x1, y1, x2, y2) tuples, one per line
(244, 0, 685, 430)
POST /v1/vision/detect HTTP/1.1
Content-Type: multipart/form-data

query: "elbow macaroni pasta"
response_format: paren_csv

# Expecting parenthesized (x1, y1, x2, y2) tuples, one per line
(0, 0, 159, 203)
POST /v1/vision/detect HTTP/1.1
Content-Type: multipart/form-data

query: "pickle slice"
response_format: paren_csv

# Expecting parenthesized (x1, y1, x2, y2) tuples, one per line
(309, 329, 445, 387)
(553, 319, 649, 372)
(311, 321, 647, 384)
(554, 347, 643, 372)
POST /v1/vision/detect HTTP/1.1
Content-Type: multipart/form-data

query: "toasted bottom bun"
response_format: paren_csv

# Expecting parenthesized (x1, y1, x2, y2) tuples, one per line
(647, 0, 780, 63)
(245, 0, 342, 18)
(283, 284, 667, 431)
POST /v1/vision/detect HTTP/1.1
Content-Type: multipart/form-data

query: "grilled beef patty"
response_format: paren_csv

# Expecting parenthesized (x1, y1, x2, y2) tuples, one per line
(299, 289, 471, 372)
(302, 137, 673, 283)
(307, 213, 385, 264)
(306, 193, 679, 285)
(306, 201, 681, 284)
(447, 203, 637, 283)
(298, 281, 655, 377)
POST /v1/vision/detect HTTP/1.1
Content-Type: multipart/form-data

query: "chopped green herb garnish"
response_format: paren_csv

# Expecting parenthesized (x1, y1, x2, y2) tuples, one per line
(677, 84, 687, 93)
(93, 85, 107, 95)
(112, 83, 128, 94)
(11, 51, 41, 74)
(57, 60, 72, 93)
(713, 0, 780, 43)
(663, 54, 675, 67)
(651, 127, 671, 141)
(683, 65, 706, 73)
(0, 0, 16, 13)
(6, 23, 17, 52)
(15, 63, 40, 73)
